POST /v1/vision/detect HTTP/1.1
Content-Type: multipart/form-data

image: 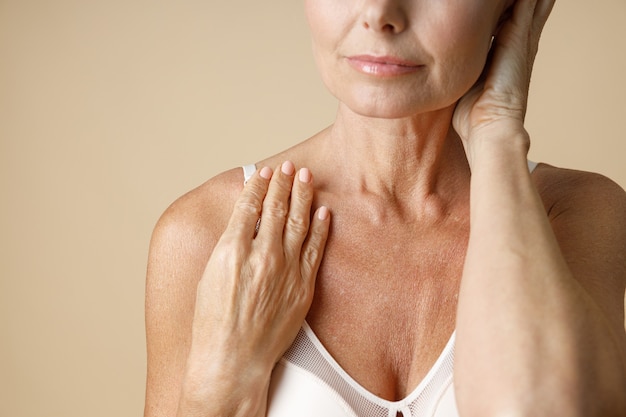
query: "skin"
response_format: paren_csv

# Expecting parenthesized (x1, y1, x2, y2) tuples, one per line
(144, 0, 626, 416)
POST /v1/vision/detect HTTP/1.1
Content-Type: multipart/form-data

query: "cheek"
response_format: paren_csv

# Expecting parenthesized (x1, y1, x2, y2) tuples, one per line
(305, 0, 348, 45)
(305, 0, 351, 97)
(424, 8, 494, 100)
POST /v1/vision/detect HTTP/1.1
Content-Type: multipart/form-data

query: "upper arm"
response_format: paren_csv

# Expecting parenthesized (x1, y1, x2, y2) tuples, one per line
(143, 172, 241, 417)
(538, 166, 626, 334)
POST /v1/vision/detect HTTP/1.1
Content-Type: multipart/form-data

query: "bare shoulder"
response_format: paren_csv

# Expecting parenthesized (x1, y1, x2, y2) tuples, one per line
(532, 162, 626, 263)
(533, 163, 626, 326)
(533, 163, 626, 242)
(149, 167, 245, 263)
(146, 166, 246, 321)
(144, 166, 245, 417)
(533, 163, 626, 216)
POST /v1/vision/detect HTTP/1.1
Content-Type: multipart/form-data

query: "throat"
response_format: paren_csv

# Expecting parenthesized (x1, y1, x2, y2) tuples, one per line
(321, 111, 471, 205)
(323, 185, 469, 233)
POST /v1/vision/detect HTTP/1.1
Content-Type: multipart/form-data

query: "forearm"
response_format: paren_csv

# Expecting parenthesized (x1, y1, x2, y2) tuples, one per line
(177, 345, 272, 417)
(455, 133, 626, 416)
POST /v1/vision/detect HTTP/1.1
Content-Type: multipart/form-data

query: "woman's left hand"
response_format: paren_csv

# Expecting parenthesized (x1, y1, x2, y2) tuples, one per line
(452, 0, 555, 156)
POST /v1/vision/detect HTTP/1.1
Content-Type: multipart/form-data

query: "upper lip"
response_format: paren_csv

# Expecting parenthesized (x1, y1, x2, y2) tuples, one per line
(347, 54, 421, 67)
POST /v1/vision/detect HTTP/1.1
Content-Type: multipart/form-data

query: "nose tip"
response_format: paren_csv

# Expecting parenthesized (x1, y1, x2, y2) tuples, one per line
(362, 20, 399, 33)
(361, 2, 407, 34)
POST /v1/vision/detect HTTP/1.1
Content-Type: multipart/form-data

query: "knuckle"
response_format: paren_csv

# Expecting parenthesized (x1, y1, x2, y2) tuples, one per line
(262, 199, 288, 220)
(237, 182, 267, 208)
(301, 227, 327, 266)
(286, 215, 309, 236)
(294, 182, 313, 200)
(234, 200, 261, 217)
(301, 244, 317, 270)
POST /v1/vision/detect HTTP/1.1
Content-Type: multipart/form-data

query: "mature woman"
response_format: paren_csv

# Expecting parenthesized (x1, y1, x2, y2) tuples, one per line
(144, 0, 626, 416)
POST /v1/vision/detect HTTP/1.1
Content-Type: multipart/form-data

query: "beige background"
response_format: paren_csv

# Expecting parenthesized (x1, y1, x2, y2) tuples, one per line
(1, 1, 624, 416)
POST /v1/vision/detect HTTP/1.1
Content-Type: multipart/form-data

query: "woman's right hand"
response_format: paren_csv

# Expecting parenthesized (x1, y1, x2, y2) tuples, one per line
(179, 161, 330, 416)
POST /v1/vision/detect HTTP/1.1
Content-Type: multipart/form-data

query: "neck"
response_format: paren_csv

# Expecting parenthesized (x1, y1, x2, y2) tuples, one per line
(321, 103, 470, 207)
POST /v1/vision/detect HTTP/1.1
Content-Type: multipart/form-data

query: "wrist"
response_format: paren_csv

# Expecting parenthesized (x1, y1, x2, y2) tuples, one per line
(178, 348, 273, 417)
(465, 125, 530, 170)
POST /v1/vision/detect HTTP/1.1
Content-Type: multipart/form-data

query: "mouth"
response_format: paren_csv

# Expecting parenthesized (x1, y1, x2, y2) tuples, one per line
(346, 55, 423, 76)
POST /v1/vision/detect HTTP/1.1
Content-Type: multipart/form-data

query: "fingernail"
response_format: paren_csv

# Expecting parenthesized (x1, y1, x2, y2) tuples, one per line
(259, 166, 272, 179)
(317, 206, 329, 221)
(298, 167, 311, 183)
(281, 161, 295, 176)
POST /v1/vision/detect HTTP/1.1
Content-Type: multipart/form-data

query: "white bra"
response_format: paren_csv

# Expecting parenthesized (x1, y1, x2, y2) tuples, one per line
(267, 322, 458, 417)
(241, 161, 539, 417)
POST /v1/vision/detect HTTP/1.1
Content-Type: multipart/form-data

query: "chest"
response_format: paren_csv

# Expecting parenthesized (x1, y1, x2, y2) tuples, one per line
(305, 220, 468, 401)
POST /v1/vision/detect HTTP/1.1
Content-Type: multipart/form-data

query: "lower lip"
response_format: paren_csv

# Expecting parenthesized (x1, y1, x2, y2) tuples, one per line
(347, 58, 422, 76)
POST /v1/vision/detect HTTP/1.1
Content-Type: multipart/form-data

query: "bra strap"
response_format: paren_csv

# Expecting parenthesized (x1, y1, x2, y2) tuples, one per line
(242, 164, 257, 185)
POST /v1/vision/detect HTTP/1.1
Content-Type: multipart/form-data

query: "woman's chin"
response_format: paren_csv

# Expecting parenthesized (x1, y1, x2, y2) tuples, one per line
(328, 83, 460, 120)
(338, 97, 453, 120)
(350, 106, 415, 120)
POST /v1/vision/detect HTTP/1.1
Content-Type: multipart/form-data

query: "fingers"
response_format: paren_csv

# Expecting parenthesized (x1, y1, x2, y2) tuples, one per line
(282, 167, 315, 258)
(526, 0, 555, 72)
(253, 162, 330, 287)
(225, 165, 273, 241)
(226, 160, 330, 278)
(505, 0, 554, 42)
(255, 161, 298, 244)
(533, 0, 555, 23)
(513, 0, 539, 26)
(300, 206, 330, 291)
(532, 0, 555, 40)
(488, 0, 554, 87)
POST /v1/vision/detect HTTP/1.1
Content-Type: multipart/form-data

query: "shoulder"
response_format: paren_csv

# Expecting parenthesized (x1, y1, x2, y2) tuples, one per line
(145, 166, 249, 333)
(532, 163, 626, 265)
(145, 166, 248, 316)
(533, 163, 626, 230)
(148, 167, 246, 275)
(147, 134, 323, 283)
(533, 163, 626, 325)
